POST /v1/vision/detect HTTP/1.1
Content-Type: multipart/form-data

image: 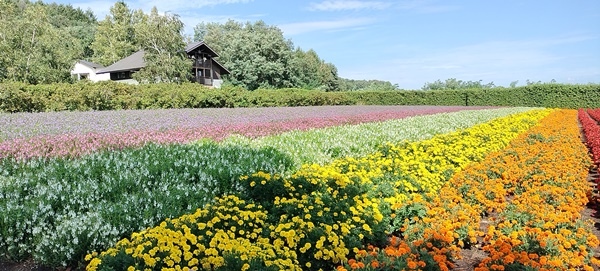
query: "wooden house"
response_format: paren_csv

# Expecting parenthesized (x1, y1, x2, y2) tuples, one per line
(76, 41, 230, 87)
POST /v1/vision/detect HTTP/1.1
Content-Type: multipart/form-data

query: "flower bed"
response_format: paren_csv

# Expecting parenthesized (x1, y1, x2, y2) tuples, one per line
(84, 109, 550, 271)
(587, 108, 600, 123)
(339, 109, 598, 270)
(0, 107, 532, 268)
(579, 109, 600, 166)
(0, 106, 497, 161)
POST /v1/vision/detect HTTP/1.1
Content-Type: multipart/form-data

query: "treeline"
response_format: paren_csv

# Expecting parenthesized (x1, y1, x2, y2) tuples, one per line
(1, 82, 598, 112)
(0, 0, 396, 90)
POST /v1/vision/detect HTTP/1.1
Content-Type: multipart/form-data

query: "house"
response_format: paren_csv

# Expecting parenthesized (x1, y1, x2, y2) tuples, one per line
(71, 60, 110, 82)
(185, 41, 230, 88)
(77, 41, 230, 87)
(96, 51, 145, 85)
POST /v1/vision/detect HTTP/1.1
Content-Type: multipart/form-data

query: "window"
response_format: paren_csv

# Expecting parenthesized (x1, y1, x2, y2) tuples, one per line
(110, 71, 132, 81)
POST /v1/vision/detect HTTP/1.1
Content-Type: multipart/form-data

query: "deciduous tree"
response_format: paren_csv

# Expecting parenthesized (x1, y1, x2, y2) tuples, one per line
(132, 7, 190, 83)
(195, 20, 297, 90)
(0, 1, 83, 84)
(90, 1, 137, 66)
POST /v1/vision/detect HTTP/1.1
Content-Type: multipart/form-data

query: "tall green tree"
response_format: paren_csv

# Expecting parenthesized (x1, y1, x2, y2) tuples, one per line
(132, 7, 190, 83)
(43, 2, 97, 59)
(0, 0, 83, 84)
(290, 48, 339, 91)
(90, 1, 137, 66)
(194, 20, 297, 90)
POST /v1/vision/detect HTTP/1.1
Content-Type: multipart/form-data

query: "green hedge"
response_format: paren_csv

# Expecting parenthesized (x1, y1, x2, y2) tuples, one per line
(0, 81, 598, 112)
(347, 84, 600, 108)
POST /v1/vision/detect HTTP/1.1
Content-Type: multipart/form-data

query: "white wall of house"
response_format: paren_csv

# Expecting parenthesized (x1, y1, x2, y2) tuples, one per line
(71, 62, 110, 82)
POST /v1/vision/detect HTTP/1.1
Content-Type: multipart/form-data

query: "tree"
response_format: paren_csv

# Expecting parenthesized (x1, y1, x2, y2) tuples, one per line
(337, 78, 398, 91)
(43, 2, 97, 59)
(0, 0, 83, 84)
(194, 20, 298, 90)
(291, 48, 339, 91)
(132, 7, 190, 83)
(90, 1, 137, 66)
(422, 78, 495, 90)
(194, 20, 343, 90)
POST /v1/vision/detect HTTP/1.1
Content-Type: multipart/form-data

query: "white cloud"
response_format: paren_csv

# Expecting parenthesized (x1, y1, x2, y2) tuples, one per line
(279, 17, 375, 35)
(308, 0, 391, 11)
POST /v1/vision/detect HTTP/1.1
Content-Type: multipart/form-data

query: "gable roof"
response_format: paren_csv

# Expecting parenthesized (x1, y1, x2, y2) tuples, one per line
(77, 60, 104, 69)
(97, 51, 145, 74)
(210, 58, 231, 75)
(96, 42, 230, 75)
(185, 41, 219, 57)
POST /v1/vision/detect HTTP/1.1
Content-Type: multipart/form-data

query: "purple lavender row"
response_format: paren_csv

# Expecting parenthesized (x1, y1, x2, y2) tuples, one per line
(0, 106, 492, 141)
(0, 106, 494, 160)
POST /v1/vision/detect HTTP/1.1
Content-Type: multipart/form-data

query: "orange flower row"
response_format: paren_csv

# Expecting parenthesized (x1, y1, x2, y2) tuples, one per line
(339, 109, 599, 270)
(475, 109, 599, 270)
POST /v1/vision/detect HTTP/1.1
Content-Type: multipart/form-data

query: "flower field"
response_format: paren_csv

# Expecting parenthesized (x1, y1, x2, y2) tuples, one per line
(1, 106, 599, 270)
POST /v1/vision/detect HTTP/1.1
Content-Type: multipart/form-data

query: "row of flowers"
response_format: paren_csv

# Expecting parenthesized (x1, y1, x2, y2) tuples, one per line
(85, 109, 551, 270)
(1, 106, 490, 142)
(340, 109, 599, 270)
(0, 108, 534, 268)
(477, 109, 598, 270)
(579, 109, 600, 166)
(587, 108, 600, 123)
(0, 107, 493, 161)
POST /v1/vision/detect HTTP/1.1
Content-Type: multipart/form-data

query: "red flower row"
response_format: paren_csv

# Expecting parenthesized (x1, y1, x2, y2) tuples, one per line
(578, 109, 600, 171)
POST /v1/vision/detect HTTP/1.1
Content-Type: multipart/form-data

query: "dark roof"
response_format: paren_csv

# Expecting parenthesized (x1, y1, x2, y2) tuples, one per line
(211, 58, 231, 75)
(96, 42, 230, 75)
(97, 51, 145, 74)
(77, 60, 104, 69)
(185, 41, 219, 57)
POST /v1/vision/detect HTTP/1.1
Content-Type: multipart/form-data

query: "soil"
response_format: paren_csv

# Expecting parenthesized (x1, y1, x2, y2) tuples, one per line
(583, 166, 600, 271)
(0, 259, 53, 271)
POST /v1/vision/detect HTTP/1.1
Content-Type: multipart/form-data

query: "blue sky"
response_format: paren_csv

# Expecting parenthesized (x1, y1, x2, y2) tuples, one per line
(55, 0, 599, 89)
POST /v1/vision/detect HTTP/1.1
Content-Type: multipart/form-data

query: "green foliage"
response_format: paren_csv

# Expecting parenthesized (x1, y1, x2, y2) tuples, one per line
(346, 83, 600, 108)
(0, 0, 86, 84)
(90, 1, 138, 66)
(0, 141, 294, 267)
(0, 82, 598, 112)
(195, 20, 298, 90)
(338, 78, 399, 91)
(422, 78, 496, 90)
(132, 7, 190, 83)
(42, 2, 97, 59)
(291, 49, 340, 91)
(195, 20, 342, 91)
